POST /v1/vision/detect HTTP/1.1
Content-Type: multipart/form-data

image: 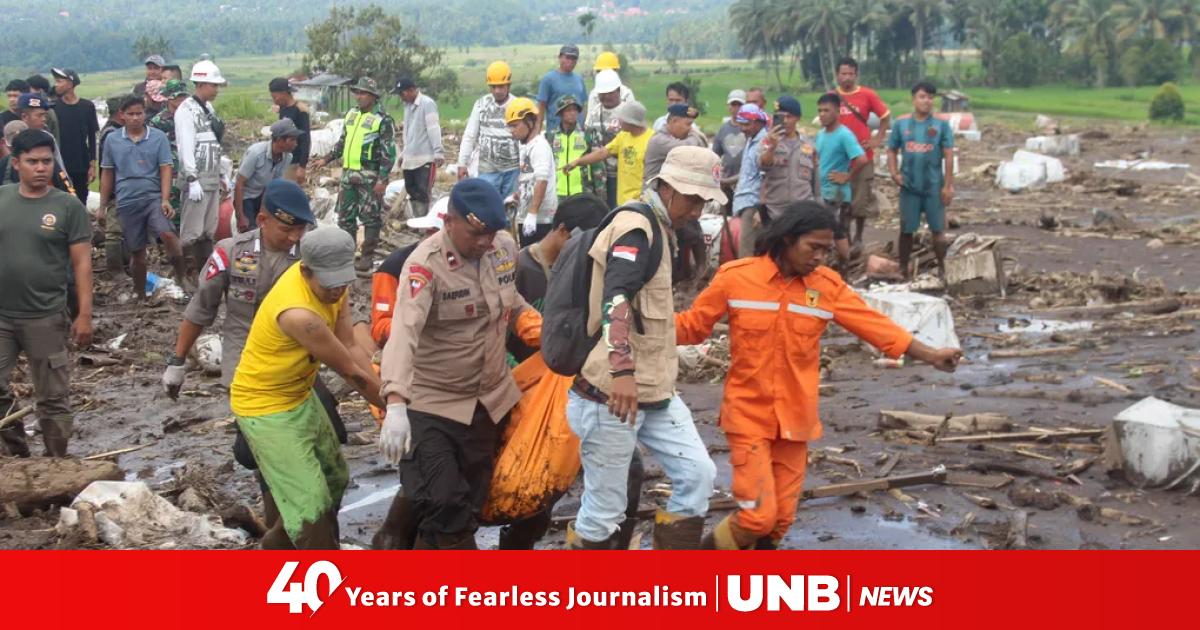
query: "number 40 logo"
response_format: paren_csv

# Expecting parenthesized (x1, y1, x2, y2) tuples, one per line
(267, 561, 345, 615)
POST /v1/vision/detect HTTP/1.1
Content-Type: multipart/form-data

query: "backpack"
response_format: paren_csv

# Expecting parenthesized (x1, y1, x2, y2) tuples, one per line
(541, 200, 664, 377)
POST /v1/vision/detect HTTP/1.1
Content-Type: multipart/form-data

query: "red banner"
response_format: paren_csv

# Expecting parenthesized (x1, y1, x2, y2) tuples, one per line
(1, 551, 1189, 627)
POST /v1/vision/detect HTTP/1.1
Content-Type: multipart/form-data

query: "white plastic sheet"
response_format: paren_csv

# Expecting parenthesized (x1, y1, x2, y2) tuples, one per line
(861, 290, 961, 350)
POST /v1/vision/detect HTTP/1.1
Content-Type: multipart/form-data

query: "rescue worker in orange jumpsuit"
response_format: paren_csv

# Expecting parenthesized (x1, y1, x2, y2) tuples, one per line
(675, 201, 962, 549)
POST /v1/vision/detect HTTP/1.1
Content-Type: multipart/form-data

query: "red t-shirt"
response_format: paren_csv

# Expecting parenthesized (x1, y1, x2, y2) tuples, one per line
(836, 86, 890, 160)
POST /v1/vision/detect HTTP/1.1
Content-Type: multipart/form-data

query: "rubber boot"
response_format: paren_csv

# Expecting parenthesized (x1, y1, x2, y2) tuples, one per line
(194, 238, 214, 275)
(0, 420, 31, 458)
(754, 536, 779, 550)
(566, 522, 619, 550)
(409, 199, 429, 220)
(434, 532, 478, 550)
(356, 228, 380, 272)
(180, 243, 199, 293)
(651, 509, 705, 550)
(898, 233, 915, 280)
(292, 508, 341, 550)
(700, 515, 758, 550)
(498, 509, 551, 549)
(104, 238, 127, 277)
(933, 233, 949, 285)
(39, 417, 71, 457)
(372, 492, 420, 550)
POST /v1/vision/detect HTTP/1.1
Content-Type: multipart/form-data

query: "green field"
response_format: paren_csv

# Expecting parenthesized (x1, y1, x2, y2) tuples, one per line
(73, 46, 1200, 133)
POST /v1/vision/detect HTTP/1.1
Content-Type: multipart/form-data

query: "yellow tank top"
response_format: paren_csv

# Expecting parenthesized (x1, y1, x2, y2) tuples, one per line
(231, 264, 344, 416)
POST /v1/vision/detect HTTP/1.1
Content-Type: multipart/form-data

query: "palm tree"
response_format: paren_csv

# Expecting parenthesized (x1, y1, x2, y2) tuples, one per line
(1054, 0, 1120, 87)
(795, 0, 854, 88)
(578, 11, 597, 46)
(904, 0, 945, 79)
(848, 0, 891, 61)
(966, 0, 1007, 85)
(1112, 0, 1183, 41)
(730, 0, 790, 87)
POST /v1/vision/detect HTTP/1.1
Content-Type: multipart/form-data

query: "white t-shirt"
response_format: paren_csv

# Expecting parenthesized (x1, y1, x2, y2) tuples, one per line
(517, 134, 557, 224)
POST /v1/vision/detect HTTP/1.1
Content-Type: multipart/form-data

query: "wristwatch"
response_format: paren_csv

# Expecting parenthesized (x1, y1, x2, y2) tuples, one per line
(166, 354, 186, 367)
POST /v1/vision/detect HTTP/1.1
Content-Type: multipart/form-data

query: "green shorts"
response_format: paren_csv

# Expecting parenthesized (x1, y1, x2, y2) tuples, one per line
(899, 189, 945, 234)
(236, 392, 348, 544)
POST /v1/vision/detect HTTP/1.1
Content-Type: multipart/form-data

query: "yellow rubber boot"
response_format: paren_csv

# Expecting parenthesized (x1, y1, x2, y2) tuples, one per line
(700, 515, 758, 550)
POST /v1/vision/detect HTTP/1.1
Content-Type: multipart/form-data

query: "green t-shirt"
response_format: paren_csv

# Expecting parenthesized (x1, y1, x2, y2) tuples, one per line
(888, 115, 954, 195)
(0, 185, 91, 318)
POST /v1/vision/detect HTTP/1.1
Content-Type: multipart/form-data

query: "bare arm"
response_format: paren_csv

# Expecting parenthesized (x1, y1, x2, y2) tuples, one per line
(99, 167, 114, 210)
(69, 241, 93, 347)
(565, 146, 611, 171)
(173, 319, 205, 360)
(333, 303, 375, 378)
(278, 307, 385, 408)
(233, 175, 247, 218)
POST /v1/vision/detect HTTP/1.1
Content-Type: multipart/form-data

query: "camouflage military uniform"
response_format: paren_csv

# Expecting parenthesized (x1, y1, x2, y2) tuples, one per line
(149, 108, 182, 225)
(327, 105, 397, 235)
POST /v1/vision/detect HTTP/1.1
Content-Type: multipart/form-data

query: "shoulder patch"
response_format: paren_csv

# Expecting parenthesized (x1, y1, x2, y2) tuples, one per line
(204, 247, 230, 281)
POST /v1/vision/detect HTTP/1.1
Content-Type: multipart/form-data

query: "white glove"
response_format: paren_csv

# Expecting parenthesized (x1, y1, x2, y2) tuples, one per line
(187, 181, 204, 202)
(522, 213, 538, 237)
(380, 403, 412, 465)
(162, 363, 187, 399)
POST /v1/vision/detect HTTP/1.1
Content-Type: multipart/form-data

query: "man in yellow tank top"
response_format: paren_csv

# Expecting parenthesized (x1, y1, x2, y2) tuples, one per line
(231, 226, 385, 549)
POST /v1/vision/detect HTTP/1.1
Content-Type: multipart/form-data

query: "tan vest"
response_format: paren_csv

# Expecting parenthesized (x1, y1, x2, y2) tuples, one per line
(581, 210, 677, 402)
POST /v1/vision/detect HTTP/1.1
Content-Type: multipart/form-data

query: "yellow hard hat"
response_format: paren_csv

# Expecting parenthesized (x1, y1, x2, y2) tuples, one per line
(486, 61, 512, 86)
(504, 97, 538, 125)
(594, 51, 621, 72)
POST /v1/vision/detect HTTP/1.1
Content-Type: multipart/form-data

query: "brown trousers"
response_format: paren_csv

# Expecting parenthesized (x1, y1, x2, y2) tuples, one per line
(0, 311, 73, 457)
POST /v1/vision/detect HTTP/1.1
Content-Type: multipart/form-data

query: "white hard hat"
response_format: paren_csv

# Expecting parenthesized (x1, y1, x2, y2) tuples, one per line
(594, 69, 622, 94)
(407, 197, 448, 231)
(189, 59, 227, 86)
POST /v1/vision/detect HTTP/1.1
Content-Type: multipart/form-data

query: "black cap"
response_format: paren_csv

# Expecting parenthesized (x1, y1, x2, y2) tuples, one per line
(393, 77, 417, 93)
(667, 103, 699, 119)
(559, 45, 580, 58)
(51, 68, 81, 87)
(268, 77, 295, 93)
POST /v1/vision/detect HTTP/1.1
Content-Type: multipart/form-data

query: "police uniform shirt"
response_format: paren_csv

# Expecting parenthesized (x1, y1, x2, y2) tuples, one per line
(182, 228, 300, 385)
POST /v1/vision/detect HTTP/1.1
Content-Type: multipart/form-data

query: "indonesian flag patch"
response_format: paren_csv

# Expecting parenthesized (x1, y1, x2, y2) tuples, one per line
(204, 247, 229, 281)
(612, 245, 639, 263)
(408, 275, 427, 298)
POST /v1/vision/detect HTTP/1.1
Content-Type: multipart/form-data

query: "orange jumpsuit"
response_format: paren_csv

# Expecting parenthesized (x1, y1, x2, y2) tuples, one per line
(676, 256, 913, 541)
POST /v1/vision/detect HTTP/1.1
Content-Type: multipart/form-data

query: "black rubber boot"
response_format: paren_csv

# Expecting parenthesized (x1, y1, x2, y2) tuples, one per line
(651, 510, 705, 550)
(372, 492, 420, 550)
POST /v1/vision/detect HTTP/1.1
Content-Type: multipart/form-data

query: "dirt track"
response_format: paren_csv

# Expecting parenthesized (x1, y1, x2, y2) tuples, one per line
(2, 120, 1199, 550)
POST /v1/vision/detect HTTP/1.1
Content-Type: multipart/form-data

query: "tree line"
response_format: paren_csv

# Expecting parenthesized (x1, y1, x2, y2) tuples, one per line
(729, 0, 1200, 89)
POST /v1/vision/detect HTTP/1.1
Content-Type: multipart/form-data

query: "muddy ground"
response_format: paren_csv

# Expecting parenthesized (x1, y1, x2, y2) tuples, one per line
(2, 119, 1199, 550)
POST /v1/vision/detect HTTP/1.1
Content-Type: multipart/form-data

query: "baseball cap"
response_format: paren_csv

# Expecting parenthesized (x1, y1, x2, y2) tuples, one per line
(17, 93, 50, 110)
(614, 100, 647, 127)
(393, 77, 417, 92)
(555, 94, 583, 114)
(263, 180, 316, 226)
(159, 79, 188, 99)
(407, 197, 449, 231)
(144, 55, 166, 67)
(268, 77, 295, 93)
(559, 45, 580, 58)
(270, 118, 305, 139)
(727, 89, 747, 105)
(51, 68, 80, 86)
(651, 146, 727, 205)
(450, 178, 507, 232)
(734, 102, 767, 124)
(667, 103, 699, 119)
(300, 226, 357, 288)
(3, 120, 28, 144)
(776, 95, 802, 117)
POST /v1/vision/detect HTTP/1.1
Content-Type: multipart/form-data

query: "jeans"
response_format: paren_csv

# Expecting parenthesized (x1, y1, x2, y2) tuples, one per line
(478, 168, 519, 199)
(566, 391, 716, 543)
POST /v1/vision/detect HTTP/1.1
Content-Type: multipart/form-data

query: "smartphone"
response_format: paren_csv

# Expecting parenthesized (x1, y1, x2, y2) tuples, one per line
(772, 112, 784, 128)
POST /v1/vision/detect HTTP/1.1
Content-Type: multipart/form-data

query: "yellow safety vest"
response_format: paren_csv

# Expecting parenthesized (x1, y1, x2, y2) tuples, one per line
(552, 128, 590, 197)
(343, 108, 383, 171)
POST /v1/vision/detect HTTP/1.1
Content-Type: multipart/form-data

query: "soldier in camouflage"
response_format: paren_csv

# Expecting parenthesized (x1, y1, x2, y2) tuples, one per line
(149, 79, 188, 226)
(312, 77, 397, 272)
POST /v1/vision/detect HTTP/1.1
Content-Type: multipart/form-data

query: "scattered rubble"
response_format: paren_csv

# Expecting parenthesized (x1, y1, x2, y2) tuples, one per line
(56, 481, 249, 549)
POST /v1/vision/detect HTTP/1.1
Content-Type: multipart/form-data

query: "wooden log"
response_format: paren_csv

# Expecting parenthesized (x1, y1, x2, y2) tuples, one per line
(0, 458, 123, 512)
(878, 410, 1013, 433)
(0, 406, 35, 430)
(937, 429, 1103, 444)
(988, 346, 1080, 359)
(801, 467, 948, 500)
(1033, 297, 1182, 319)
(971, 387, 1121, 405)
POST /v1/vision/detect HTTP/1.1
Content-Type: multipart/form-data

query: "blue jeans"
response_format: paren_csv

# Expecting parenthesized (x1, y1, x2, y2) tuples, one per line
(566, 391, 716, 543)
(478, 168, 519, 199)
